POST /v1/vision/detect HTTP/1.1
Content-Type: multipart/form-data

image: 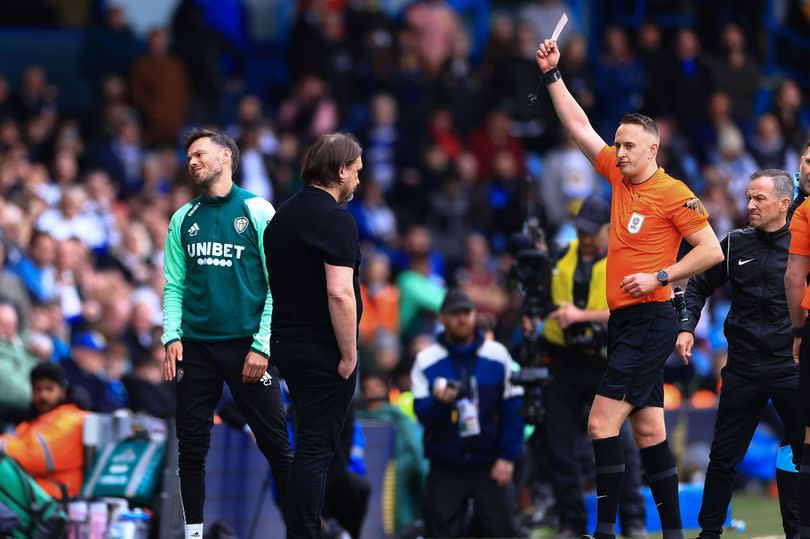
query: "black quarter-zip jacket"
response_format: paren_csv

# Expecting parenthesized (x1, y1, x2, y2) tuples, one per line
(680, 223, 795, 375)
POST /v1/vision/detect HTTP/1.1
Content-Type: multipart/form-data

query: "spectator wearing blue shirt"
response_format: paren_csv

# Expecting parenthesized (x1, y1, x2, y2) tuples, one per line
(61, 331, 125, 413)
(7, 231, 57, 304)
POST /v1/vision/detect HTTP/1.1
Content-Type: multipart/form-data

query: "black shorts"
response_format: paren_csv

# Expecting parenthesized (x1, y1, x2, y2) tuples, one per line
(800, 319, 810, 427)
(597, 301, 678, 409)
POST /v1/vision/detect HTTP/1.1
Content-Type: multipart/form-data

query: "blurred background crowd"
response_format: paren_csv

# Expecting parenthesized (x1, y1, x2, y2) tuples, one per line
(0, 0, 808, 534)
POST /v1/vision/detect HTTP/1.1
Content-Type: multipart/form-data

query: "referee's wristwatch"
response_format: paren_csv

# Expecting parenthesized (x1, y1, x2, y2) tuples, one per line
(793, 326, 804, 338)
(656, 270, 669, 287)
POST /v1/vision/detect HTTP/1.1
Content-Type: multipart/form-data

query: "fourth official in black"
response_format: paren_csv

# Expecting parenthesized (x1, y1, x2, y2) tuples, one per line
(677, 169, 803, 539)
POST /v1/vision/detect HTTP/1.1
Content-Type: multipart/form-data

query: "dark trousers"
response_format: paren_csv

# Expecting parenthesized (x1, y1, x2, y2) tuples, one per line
(423, 462, 516, 538)
(272, 340, 357, 539)
(324, 469, 371, 538)
(176, 338, 292, 524)
(544, 364, 646, 533)
(698, 366, 803, 538)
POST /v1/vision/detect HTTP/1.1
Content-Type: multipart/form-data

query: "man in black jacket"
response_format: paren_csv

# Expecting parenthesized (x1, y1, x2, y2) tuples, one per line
(676, 169, 803, 539)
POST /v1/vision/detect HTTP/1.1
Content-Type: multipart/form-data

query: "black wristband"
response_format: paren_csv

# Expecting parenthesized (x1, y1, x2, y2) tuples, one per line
(793, 327, 804, 337)
(543, 67, 561, 85)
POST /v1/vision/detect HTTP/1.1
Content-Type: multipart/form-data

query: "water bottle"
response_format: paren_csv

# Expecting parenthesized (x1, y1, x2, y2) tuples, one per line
(67, 501, 88, 539)
(88, 501, 108, 539)
(109, 510, 151, 539)
(129, 509, 151, 539)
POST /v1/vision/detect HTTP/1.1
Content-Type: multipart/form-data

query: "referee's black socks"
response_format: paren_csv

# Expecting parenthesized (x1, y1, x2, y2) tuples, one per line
(592, 436, 624, 539)
(640, 440, 683, 539)
(800, 444, 810, 539)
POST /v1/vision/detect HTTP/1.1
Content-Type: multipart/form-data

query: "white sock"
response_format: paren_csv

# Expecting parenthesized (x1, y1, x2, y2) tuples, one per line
(185, 523, 203, 539)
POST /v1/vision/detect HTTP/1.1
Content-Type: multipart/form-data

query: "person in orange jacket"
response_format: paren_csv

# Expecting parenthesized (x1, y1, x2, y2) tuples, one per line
(0, 362, 87, 500)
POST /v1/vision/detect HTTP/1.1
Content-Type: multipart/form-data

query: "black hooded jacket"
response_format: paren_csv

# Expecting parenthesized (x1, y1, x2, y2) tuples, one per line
(680, 224, 795, 375)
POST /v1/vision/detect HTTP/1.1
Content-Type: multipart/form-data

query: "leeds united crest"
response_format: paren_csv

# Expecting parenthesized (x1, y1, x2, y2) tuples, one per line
(234, 217, 249, 233)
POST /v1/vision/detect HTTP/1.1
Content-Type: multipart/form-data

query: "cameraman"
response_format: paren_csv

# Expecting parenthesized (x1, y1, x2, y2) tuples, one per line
(678, 170, 803, 539)
(411, 289, 524, 538)
(541, 197, 646, 538)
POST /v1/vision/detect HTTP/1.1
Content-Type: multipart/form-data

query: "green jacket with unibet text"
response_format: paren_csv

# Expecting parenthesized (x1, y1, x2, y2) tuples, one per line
(161, 184, 275, 357)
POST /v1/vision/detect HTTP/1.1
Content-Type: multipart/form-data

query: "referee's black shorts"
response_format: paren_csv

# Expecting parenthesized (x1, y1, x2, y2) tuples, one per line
(800, 318, 810, 426)
(597, 301, 678, 409)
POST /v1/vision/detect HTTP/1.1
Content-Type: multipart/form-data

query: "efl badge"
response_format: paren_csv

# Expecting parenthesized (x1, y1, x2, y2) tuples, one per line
(627, 213, 645, 234)
(234, 217, 249, 233)
(176, 368, 184, 383)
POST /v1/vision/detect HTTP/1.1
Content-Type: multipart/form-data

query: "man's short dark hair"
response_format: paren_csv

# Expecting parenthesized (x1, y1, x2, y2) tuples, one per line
(301, 133, 362, 189)
(620, 113, 659, 138)
(30, 361, 68, 387)
(750, 168, 794, 200)
(30, 230, 53, 245)
(183, 128, 240, 173)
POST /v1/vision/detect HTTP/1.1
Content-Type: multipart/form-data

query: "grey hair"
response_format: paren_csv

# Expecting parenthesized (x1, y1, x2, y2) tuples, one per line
(750, 168, 794, 200)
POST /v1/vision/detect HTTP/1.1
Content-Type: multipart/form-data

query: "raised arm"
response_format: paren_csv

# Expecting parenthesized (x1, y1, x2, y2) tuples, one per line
(535, 39, 605, 163)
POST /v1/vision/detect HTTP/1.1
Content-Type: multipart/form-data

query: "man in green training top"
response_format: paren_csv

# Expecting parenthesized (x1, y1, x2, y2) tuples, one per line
(162, 128, 291, 539)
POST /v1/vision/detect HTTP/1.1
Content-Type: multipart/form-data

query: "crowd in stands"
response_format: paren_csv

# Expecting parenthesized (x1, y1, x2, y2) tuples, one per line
(0, 0, 809, 534)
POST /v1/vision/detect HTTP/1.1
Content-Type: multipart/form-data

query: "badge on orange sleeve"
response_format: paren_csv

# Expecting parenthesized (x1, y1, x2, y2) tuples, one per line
(683, 198, 706, 216)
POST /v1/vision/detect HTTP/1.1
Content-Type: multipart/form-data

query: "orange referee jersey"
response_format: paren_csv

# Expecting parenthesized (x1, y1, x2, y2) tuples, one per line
(788, 197, 810, 309)
(594, 145, 710, 310)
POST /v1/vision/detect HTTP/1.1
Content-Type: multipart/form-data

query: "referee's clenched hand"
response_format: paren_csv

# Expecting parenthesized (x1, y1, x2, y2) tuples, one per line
(242, 350, 268, 383)
(164, 341, 183, 381)
(619, 272, 659, 297)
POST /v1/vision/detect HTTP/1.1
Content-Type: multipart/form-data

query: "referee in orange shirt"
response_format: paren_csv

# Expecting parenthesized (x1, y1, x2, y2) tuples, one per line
(784, 154, 810, 539)
(536, 40, 723, 539)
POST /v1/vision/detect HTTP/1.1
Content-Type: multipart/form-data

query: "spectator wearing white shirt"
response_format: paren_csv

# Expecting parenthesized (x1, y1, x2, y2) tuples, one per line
(36, 186, 107, 250)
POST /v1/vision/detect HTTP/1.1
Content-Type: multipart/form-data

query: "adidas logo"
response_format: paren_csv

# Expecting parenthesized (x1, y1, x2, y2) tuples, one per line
(188, 222, 200, 237)
(191, 533, 201, 538)
(260, 372, 273, 387)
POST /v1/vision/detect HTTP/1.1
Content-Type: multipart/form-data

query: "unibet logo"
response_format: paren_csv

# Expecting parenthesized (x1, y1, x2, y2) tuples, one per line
(112, 449, 137, 463)
(187, 242, 246, 268)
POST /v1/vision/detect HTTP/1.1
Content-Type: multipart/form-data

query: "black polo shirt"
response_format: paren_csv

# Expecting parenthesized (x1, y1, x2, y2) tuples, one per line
(264, 185, 362, 345)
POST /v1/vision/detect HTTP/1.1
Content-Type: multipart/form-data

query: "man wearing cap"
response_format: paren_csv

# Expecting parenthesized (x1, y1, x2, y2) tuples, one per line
(541, 196, 647, 538)
(410, 289, 524, 538)
(0, 362, 87, 500)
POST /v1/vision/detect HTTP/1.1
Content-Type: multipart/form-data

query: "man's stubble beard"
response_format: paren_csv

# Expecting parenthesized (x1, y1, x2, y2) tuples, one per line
(445, 326, 474, 344)
(339, 183, 355, 204)
(194, 163, 224, 192)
